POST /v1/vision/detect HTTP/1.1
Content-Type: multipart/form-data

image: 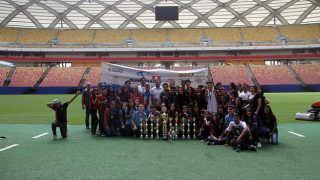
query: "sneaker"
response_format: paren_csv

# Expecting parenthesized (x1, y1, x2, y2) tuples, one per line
(52, 135, 57, 140)
(86, 127, 90, 129)
(207, 141, 214, 145)
(257, 142, 262, 148)
(248, 145, 257, 151)
(235, 145, 241, 152)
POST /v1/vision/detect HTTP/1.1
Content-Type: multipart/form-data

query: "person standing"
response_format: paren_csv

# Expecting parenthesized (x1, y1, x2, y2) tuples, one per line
(205, 81, 218, 113)
(48, 91, 80, 139)
(82, 83, 92, 129)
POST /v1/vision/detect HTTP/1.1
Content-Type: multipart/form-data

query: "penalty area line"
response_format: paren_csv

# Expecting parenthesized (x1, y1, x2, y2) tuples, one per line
(32, 132, 48, 139)
(288, 131, 305, 137)
(0, 144, 19, 152)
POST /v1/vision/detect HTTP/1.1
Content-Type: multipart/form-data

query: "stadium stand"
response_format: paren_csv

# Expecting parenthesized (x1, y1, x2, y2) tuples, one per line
(250, 65, 298, 85)
(84, 67, 102, 87)
(40, 67, 85, 87)
(58, 29, 94, 44)
(9, 67, 46, 87)
(204, 28, 241, 43)
(211, 65, 252, 85)
(168, 29, 203, 44)
(278, 24, 320, 40)
(171, 66, 205, 71)
(131, 29, 167, 43)
(291, 64, 320, 84)
(0, 67, 10, 85)
(0, 28, 18, 43)
(94, 29, 130, 44)
(19, 29, 58, 44)
(241, 26, 277, 42)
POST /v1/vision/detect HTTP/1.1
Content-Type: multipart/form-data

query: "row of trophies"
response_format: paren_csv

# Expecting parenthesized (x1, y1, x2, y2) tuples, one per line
(139, 112, 197, 140)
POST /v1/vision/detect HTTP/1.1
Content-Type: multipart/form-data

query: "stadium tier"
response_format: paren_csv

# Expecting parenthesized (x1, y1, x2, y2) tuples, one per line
(0, 67, 10, 85)
(278, 24, 320, 40)
(0, 24, 319, 47)
(9, 67, 46, 87)
(250, 65, 298, 85)
(291, 64, 320, 84)
(0, 27, 19, 43)
(19, 29, 58, 44)
(94, 29, 131, 44)
(40, 67, 85, 87)
(84, 67, 102, 86)
(211, 65, 252, 85)
(241, 26, 277, 43)
(58, 29, 94, 44)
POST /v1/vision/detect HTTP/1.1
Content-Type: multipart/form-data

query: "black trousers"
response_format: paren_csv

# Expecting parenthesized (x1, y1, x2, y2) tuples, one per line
(52, 121, 67, 138)
(91, 109, 99, 135)
(98, 110, 104, 134)
(85, 106, 90, 128)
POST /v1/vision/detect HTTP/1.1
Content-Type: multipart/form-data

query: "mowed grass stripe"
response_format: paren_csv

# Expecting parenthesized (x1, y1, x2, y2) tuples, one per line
(0, 93, 319, 125)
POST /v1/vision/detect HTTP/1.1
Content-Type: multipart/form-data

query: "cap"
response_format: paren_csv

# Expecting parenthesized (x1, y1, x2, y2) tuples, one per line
(52, 99, 61, 104)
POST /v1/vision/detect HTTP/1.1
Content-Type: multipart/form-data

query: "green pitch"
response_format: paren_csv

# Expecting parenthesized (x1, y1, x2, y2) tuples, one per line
(0, 93, 320, 180)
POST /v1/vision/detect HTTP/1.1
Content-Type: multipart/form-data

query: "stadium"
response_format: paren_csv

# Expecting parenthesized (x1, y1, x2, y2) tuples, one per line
(0, 0, 320, 179)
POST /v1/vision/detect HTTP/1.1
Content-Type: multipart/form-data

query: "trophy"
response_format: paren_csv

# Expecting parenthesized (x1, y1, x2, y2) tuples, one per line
(168, 117, 173, 139)
(162, 112, 168, 140)
(182, 117, 185, 139)
(156, 116, 159, 140)
(150, 114, 154, 139)
(175, 112, 179, 139)
(140, 117, 143, 139)
(187, 117, 190, 139)
(193, 117, 196, 139)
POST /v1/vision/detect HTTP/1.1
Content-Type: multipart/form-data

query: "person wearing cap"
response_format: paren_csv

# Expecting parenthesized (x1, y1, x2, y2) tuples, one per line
(82, 83, 92, 129)
(47, 91, 80, 139)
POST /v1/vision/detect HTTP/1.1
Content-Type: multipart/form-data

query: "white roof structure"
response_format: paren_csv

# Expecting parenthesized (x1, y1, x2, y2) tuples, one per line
(0, 0, 319, 29)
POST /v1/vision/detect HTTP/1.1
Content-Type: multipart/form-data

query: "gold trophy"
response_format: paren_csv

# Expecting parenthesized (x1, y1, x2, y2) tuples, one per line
(182, 117, 185, 139)
(140, 117, 143, 139)
(175, 112, 179, 139)
(150, 114, 154, 139)
(168, 117, 172, 139)
(145, 119, 149, 139)
(156, 116, 159, 140)
(187, 117, 190, 139)
(162, 112, 168, 140)
(193, 117, 196, 139)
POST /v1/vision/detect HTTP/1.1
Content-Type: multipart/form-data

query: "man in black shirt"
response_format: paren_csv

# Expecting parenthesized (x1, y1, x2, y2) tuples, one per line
(47, 92, 80, 139)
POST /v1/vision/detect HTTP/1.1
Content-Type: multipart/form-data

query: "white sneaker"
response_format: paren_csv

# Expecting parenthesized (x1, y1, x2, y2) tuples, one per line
(257, 142, 262, 148)
(53, 135, 57, 140)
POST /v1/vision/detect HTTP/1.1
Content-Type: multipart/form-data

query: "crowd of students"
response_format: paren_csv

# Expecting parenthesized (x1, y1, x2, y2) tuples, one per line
(81, 78, 278, 152)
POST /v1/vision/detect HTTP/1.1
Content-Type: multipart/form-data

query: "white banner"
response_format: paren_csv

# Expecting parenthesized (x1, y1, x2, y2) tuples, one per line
(102, 63, 209, 87)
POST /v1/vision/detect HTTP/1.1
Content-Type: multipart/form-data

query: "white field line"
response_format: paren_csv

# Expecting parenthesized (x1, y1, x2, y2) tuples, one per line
(0, 144, 19, 152)
(32, 132, 48, 139)
(288, 131, 305, 137)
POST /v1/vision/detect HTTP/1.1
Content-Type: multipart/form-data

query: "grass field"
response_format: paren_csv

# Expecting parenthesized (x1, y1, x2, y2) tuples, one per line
(1, 93, 320, 180)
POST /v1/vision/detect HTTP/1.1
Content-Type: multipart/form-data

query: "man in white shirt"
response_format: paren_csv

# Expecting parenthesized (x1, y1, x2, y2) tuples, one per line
(138, 78, 146, 94)
(150, 80, 163, 107)
(226, 113, 256, 152)
(239, 85, 251, 103)
(205, 81, 218, 113)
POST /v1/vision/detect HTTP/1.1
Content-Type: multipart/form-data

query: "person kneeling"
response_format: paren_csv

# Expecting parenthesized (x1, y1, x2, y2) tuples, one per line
(226, 113, 256, 152)
(47, 92, 80, 139)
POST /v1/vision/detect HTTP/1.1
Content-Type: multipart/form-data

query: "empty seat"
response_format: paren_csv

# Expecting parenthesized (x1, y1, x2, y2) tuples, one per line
(250, 65, 298, 85)
(291, 64, 320, 84)
(211, 66, 252, 85)
(40, 67, 85, 87)
(0, 67, 10, 86)
(9, 67, 46, 87)
(84, 67, 102, 87)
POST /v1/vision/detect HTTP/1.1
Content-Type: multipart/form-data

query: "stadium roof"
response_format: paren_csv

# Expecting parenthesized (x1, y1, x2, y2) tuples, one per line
(0, 0, 319, 29)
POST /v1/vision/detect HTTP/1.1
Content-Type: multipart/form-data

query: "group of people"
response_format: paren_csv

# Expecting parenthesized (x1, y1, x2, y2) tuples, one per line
(76, 78, 278, 152)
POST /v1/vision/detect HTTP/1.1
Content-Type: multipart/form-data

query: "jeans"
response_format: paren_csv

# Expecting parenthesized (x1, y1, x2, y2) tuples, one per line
(52, 121, 67, 138)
